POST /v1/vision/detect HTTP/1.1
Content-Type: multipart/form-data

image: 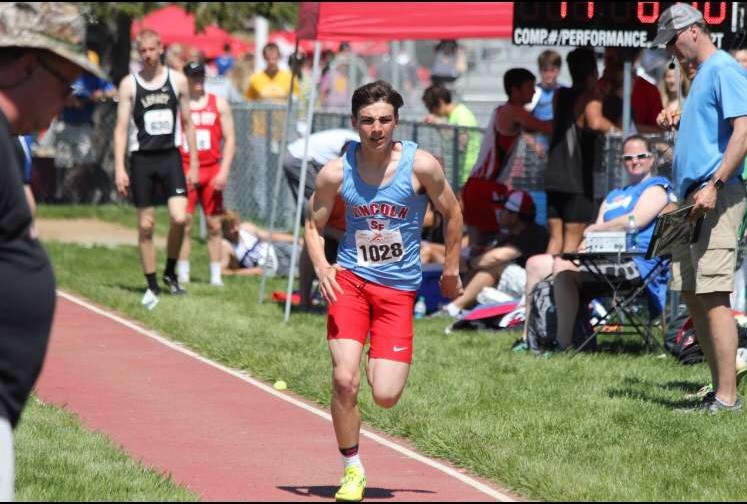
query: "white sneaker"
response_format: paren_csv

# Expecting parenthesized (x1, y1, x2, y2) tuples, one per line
(210, 279, 224, 287)
(178, 275, 190, 285)
(141, 289, 159, 311)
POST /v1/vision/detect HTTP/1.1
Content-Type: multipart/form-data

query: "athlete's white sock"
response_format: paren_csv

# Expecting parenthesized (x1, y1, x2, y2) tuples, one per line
(342, 454, 364, 472)
(0, 417, 14, 502)
(177, 261, 190, 283)
(339, 445, 364, 472)
(210, 262, 223, 285)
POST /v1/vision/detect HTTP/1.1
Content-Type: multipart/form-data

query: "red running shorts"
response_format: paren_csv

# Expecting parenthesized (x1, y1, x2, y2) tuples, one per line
(185, 163, 225, 216)
(327, 269, 417, 364)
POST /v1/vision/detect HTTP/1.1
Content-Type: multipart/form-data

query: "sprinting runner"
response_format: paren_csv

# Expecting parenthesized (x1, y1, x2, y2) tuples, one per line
(305, 81, 464, 502)
(113, 28, 198, 304)
(176, 60, 236, 286)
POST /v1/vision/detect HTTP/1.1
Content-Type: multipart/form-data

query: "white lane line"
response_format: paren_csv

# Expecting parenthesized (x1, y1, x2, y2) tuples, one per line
(57, 290, 517, 502)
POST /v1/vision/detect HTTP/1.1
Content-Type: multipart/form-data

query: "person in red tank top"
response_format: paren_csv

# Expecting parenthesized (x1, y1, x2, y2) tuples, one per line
(177, 61, 236, 286)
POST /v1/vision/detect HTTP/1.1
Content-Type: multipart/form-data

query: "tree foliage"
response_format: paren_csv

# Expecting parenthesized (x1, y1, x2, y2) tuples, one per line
(81, 2, 298, 31)
(77, 2, 298, 84)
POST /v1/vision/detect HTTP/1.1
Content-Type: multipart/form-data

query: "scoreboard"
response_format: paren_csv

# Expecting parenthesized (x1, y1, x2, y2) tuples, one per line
(512, 2, 745, 49)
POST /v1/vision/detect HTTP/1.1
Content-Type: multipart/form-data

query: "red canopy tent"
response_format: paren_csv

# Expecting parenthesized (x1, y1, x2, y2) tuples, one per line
(269, 30, 389, 56)
(131, 5, 249, 59)
(296, 2, 514, 41)
(271, 2, 516, 319)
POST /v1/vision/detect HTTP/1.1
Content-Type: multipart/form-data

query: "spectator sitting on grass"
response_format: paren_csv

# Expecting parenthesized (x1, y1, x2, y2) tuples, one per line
(435, 189, 548, 318)
(221, 210, 299, 277)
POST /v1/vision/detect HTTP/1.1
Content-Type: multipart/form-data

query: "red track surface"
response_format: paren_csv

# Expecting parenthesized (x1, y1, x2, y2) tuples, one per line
(35, 293, 520, 502)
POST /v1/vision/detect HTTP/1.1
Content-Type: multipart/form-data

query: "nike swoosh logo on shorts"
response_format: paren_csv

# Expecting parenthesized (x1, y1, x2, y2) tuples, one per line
(393, 346, 408, 352)
(176, 188, 186, 194)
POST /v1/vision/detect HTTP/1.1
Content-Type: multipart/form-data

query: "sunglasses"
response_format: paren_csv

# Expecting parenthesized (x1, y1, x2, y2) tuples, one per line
(666, 26, 691, 48)
(622, 153, 652, 162)
(38, 56, 75, 97)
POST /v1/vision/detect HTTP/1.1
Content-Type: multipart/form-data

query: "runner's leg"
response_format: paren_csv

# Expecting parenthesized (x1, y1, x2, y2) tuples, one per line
(327, 270, 371, 476)
(178, 213, 193, 282)
(166, 195, 188, 277)
(367, 358, 411, 409)
(367, 282, 417, 408)
(207, 215, 224, 285)
(329, 339, 366, 450)
(137, 206, 157, 281)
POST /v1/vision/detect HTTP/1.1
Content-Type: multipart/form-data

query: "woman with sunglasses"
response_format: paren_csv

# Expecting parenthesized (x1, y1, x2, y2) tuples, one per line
(520, 135, 672, 351)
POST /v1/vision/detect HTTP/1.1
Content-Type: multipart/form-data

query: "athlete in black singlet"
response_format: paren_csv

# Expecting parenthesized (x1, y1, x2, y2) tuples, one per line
(114, 28, 199, 303)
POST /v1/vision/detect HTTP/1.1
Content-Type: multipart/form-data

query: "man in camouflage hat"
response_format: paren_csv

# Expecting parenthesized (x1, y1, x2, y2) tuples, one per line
(0, 2, 103, 499)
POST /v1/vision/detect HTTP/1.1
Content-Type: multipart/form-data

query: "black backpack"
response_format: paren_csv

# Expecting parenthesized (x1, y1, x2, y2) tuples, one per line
(664, 307, 747, 365)
(525, 279, 595, 354)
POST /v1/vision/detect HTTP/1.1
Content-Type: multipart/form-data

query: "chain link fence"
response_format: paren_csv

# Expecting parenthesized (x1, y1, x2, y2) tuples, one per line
(39, 101, 675, 230)
(223, 103, 300, 230)
(34, 99, 118, 204)
(500, 131, 674, 204)
(311, 111, 486, 190)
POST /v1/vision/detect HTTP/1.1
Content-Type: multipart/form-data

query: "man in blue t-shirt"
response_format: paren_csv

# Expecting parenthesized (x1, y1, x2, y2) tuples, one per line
(656, 4, 747, 414)
(61, 73, 115, 126)
(214, 43, 234, 76)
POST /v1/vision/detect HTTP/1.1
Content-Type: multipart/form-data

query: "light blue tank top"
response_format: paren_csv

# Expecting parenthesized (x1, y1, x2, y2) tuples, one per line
(602, 175, 672, 314)
(336, 140, 428, 291)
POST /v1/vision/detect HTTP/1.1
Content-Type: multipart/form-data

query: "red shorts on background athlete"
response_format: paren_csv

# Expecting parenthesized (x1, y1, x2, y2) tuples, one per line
(180, 92, 224, 216)
(186, 163, 224, 215)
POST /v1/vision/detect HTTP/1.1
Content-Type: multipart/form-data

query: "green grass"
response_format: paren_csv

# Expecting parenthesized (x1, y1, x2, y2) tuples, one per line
(16, 397, 196, 501)
(37, 205, 747, 501)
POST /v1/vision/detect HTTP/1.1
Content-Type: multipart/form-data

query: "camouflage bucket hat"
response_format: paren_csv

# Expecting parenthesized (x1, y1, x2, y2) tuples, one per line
(0, 2, 104, 78)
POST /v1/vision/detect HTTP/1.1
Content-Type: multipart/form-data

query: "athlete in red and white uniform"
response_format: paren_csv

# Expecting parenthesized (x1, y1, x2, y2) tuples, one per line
(177, 61, 236, 286)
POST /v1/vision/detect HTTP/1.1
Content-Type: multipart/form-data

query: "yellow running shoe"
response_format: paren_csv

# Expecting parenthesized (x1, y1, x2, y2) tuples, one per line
(335, 466, 366, 502)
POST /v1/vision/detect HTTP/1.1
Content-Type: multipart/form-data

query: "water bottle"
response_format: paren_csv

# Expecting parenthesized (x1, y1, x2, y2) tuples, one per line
(414, 296, 427, 319)
(626, 215, 638, 252)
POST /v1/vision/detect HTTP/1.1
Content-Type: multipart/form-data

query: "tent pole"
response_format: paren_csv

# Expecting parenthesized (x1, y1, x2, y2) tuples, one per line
(259, 40, 300, 304)
(622, 60, 632, 137)
(284, 41, 321, 322)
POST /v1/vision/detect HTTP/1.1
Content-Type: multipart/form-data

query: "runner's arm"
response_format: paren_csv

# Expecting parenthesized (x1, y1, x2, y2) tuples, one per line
(175, 72, 199, 186)
(113, 76, 134, 196)
(414, 150, 464, 299)
(214, 96, 235, 191)
(305, 160, 344, 303)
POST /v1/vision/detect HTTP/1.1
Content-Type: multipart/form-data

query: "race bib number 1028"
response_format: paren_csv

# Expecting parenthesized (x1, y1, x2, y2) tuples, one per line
(355, 229, 405, 266)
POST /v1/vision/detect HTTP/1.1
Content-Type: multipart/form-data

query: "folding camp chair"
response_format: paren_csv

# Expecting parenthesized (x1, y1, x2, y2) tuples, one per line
(562, 251, 670, 352)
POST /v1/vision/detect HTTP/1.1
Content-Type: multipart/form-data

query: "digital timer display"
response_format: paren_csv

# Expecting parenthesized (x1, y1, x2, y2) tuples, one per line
(513, 2, 742, 49)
